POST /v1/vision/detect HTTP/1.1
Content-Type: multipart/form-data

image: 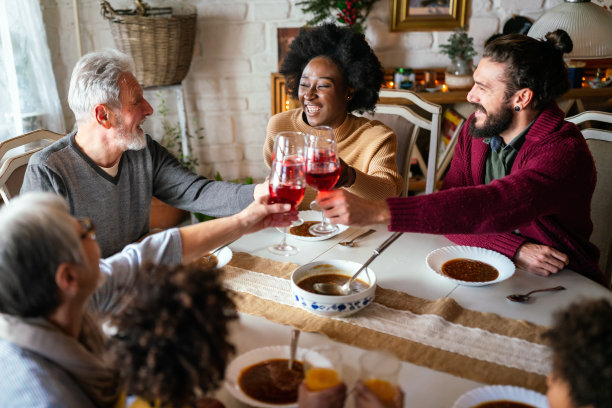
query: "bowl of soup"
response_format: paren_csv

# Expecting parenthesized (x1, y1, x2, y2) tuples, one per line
(290, 260, 376, 317)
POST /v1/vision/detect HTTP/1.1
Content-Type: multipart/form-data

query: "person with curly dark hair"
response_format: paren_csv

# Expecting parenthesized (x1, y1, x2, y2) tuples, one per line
(316, 30, 606, 286)
(107, 262, 236, 408)
(264, 23, 402, 210)
(543, 299, 612, 408)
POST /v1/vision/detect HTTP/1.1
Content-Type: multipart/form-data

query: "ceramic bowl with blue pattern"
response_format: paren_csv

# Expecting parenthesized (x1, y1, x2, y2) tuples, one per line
(290, 260, 376, 317)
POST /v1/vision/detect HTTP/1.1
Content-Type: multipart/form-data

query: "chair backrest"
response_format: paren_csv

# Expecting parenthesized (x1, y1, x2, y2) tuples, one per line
(566, 111, 612, 287)
(0, 129, 63, 203)
(435, 116, 464, 185)
(367, 89, 443, 195)
(361, 105, 421, 196)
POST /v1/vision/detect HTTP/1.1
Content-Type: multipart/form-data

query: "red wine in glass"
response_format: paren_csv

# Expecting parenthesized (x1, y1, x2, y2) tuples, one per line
(305, 135, 341, 236)
(269, 183, 305, 210)
(268, 153, 306, 256)
(306, 165, 340, 192)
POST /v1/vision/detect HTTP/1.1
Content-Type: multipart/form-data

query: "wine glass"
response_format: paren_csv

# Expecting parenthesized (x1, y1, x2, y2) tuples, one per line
(359, 350, 401, 406)
(305, 126, 340, 236)
(303, 346, 343, 392)
(268, 131, 306, 256)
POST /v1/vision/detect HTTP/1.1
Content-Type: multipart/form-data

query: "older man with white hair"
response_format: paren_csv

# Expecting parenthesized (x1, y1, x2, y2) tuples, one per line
(0, 192, 293, 406)
(21, 49, 268, 257)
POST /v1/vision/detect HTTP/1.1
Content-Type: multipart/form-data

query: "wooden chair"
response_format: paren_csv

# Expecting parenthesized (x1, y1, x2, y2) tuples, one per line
(0, 129, 63, 203)
(365, 89, 443, 195)
(566, 111, 612, 287)
(360, 105, 418, 196)
(435, 116, 464, 186)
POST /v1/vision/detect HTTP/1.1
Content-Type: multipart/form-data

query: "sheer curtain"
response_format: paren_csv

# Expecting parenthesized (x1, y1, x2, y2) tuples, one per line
(0, 0, 65, 141)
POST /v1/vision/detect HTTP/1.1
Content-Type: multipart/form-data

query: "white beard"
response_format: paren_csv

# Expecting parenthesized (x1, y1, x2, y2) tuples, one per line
(114, 111, 147, 151)
(116, 126, 147, 151)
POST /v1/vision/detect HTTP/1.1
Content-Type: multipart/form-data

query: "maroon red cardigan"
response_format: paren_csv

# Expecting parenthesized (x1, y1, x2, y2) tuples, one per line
(387, 103, 604, 285)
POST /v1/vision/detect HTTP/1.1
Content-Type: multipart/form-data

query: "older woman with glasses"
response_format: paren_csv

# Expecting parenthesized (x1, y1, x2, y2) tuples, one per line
(0, 192, 294, 407)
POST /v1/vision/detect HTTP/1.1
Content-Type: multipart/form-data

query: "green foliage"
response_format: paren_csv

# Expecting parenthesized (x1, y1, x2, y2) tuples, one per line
(297, 0, 379, 33)
(155, 91, 204, 172)
(439, 26, 478, 62)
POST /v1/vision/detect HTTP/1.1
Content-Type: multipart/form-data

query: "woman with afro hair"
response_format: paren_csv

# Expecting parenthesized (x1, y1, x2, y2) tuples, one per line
(264, 24, 402, 210)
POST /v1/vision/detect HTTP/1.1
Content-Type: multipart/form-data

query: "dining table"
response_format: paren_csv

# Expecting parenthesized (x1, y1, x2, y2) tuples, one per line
(213, 223, 612, 408)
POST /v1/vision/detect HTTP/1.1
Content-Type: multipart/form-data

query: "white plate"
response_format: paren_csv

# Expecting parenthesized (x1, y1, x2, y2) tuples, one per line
(278, 210, 349, 241)
(426, 246, 515, 286)
(452, 385, 548, 408)
(198, 247, 232, 268)
(215, 246, 232, 268)
(224, 345, 308, 408)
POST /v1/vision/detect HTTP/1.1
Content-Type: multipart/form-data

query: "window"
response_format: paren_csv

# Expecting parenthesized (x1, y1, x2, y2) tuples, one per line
(0, 0, 64, 141)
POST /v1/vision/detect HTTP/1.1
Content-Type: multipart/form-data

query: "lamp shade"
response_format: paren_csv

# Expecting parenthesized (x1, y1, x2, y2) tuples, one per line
(527, 0, 612, 59)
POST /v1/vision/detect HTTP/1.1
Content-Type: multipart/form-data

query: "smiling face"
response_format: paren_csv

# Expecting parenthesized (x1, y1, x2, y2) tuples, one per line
(113, 72, 153, 150)
(466, 57, 515, 138)
(298, 56, 353, 129)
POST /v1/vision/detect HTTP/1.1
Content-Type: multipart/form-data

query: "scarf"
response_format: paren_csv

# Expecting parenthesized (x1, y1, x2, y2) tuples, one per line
(0, 312, 119, 407)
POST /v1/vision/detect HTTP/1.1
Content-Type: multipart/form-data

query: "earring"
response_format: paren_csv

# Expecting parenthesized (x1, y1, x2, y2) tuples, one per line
(514, 105, 520, 112)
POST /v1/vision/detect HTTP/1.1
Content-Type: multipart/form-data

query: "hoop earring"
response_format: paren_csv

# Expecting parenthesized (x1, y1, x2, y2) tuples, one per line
(514, 106, 520, 112)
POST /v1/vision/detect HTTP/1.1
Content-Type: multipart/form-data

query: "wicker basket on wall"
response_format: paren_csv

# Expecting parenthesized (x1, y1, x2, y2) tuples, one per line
(101, 0, 196, 87)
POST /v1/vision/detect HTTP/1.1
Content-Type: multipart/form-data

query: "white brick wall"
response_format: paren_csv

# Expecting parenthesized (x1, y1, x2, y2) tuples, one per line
(40, 0, 558, 181)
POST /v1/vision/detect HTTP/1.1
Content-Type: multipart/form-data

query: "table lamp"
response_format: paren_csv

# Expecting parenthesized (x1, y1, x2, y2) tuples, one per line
(527, 0, 612, 59)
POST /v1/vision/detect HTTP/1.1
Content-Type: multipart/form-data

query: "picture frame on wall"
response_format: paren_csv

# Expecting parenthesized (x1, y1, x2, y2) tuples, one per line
(390, 0, 468, 32)
(277, 27, 301, 70)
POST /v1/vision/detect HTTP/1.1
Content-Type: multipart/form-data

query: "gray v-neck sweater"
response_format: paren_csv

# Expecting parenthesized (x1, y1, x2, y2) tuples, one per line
(21, 132, 254, 256)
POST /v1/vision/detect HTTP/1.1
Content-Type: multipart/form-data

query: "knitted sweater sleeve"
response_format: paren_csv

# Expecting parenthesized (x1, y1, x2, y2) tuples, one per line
(344, 121, 403, 200)
(437, 122, 527, 258)
(264, 111, 403, 207)
(148, 137, 255, 217)
(263, 113, 279, 168)
(387, 120, 592, 258)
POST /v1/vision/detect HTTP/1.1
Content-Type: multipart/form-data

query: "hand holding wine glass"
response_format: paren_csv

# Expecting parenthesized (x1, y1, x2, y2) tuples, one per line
(306, 126, 340, 236)
(268, 131, 306, 256)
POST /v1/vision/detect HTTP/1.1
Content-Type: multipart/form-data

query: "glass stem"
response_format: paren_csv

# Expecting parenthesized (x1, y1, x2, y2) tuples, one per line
(280, 227, 288, 247)
(320, 211, 329, 228)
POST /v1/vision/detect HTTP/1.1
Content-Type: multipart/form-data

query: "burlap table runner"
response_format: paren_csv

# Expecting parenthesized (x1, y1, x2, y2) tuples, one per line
(223, 253, 551, 393)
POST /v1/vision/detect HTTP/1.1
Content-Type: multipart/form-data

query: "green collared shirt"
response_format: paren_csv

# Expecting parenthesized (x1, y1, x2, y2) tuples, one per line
(483, 121, 533, 184)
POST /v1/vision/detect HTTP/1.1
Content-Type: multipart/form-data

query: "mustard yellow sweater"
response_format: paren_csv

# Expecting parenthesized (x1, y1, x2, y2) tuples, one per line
(264, 109, 403, 209)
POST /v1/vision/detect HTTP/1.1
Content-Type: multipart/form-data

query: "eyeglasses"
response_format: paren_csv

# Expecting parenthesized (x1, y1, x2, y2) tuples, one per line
(77, 217, 97, 240)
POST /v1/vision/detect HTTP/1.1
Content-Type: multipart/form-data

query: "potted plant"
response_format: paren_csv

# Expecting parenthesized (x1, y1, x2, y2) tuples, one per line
(439, 26, 478, 90)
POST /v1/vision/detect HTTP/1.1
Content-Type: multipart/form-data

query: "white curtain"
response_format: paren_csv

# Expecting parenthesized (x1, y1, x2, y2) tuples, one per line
(0, 0, 65, 141)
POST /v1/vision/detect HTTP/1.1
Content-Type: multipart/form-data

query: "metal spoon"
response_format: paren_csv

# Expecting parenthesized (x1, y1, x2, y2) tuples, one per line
(339, 229, 376, 247)
(314, 232, 403, 296)
(288, 329, 300, 370)
(506, 286, 566, 302)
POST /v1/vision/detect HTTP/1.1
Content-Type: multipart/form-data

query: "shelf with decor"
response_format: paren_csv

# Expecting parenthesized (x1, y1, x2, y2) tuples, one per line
(270, 71, 612, 193)
(270, 72, 612, 116)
